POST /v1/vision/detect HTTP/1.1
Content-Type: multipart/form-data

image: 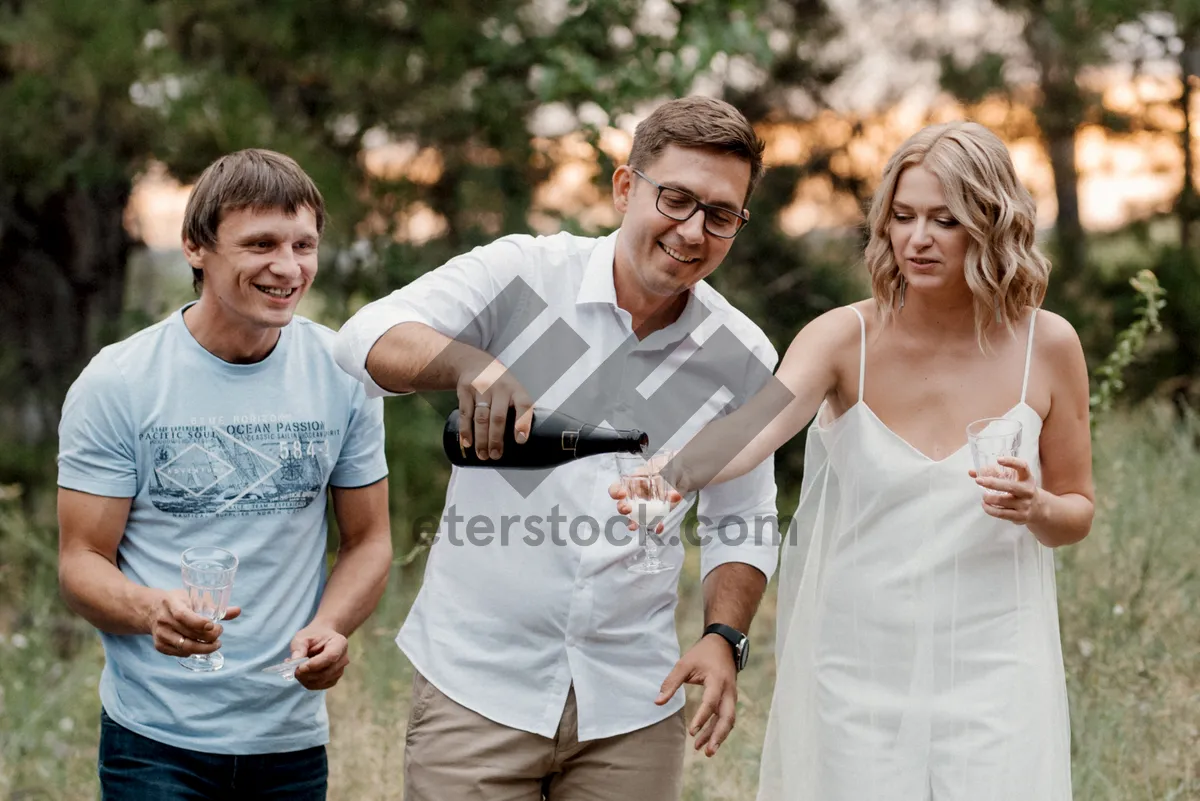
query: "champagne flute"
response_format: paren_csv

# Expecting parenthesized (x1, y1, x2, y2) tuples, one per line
(966, 417, 1023, 497)
(616, 452, 675, 575)
(178, 546, 238, 672)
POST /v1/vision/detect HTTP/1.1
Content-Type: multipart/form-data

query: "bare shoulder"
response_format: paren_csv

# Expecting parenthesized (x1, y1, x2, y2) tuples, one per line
(1031, 309, 1089, 412)
(776, 301, 872, 406)
(1032, 309, 1085, 360)
(786, 301, 870, 355)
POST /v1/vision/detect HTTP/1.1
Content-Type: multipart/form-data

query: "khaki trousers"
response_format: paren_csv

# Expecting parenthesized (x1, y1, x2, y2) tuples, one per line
(403, 671, 686, 801)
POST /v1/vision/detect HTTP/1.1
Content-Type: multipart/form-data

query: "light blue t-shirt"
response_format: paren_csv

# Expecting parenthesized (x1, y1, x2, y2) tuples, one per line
(57, 305, 388, 755)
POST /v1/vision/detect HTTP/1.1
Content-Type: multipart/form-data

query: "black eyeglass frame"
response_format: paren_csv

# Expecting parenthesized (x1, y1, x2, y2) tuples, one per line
(632, 169, 749, 239)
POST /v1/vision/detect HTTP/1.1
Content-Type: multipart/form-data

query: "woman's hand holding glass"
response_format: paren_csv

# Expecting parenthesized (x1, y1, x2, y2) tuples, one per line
(612, 453, 682, 574)
(966, 417, 1041, 525)
(971, 456, 1042, 525)
(610, 484, 685, 534)
(609, 454, 685, 536)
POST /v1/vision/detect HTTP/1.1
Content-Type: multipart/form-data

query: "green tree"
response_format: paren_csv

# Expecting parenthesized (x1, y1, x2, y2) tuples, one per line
(0, 0, 161, 446)
(937, 1, 1140, 291)
(0, 0, 813, 444)
(0, 0, 859, 542)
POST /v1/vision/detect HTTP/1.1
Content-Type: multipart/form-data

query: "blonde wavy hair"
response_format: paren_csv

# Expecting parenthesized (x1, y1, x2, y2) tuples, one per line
(865, 121, 1050, 346)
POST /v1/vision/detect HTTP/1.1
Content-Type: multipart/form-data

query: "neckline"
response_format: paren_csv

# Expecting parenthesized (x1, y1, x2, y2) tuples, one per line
(175, 302, 291, 373)
(815, 400, 1038, 465)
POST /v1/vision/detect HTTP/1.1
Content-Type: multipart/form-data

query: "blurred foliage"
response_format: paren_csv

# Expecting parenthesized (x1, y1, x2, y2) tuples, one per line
(0, 0, 154, 445)
(1, 0, 1197, 538)
(923, 0, 1200, 417)
(0, 0, 810, 442)
(1136, 245, 1200, 408)
(1089, 270, 1166, 425)
(931, 0, 1143, 290)
(0, 0, 858, 548)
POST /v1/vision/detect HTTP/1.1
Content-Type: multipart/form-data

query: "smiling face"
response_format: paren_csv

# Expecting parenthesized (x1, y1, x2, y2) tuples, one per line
(612, 145, 751, 302)
(888, 163, 971, 296)
(184, 205, 319, 334)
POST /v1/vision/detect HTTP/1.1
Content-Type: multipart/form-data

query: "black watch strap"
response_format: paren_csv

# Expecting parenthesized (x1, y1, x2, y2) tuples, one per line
(704, 623, 749, 671)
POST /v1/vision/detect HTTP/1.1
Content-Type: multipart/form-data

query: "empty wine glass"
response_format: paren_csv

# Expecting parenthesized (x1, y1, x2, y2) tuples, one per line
(966, 418, 1023, 497)
(261, 656, 311, 682)
(616, 452, 675, 575)
(178, 546, 238, 672)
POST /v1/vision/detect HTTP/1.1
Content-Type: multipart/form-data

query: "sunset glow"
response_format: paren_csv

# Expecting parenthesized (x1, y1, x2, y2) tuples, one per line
(127, 74, 1199, 250)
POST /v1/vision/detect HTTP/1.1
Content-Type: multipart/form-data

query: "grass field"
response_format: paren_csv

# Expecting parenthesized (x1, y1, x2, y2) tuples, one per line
(2, 407, 1198, 799)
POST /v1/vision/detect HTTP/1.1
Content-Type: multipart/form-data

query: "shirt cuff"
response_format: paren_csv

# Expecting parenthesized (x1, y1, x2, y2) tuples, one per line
(328, 467, 390, 490)
(698, 516, 781, 583)
(333, 305, 427, 399)
(57, 473, 137, 499)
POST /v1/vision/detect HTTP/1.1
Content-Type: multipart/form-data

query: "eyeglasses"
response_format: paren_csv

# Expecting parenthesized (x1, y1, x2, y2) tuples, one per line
(632, 169, 749, 239)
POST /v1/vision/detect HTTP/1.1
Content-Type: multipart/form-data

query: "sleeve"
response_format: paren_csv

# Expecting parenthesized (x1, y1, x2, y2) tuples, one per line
(329, 382, 389, 489)
(695, 333, 782, 583)
(332, 235, 542, 398)
(56, 352, 139, 498)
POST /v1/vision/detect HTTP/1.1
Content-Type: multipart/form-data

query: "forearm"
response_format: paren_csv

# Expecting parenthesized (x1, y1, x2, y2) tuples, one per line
(365, 322, 494, 394)
(676, 381, 799, 493)
(1028, 489, 1094, 548)
(59, 549, 157, 636)
(309, 534, 393, 637)
(677, 418, 764, 493)
(702, 562, 768, 634)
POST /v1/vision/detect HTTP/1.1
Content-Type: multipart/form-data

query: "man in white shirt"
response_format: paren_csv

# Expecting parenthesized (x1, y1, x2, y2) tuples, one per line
(334, 96, 780, 800)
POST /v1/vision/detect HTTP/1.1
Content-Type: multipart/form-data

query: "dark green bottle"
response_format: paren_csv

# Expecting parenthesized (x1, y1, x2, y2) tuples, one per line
(443, 407, 648, 468)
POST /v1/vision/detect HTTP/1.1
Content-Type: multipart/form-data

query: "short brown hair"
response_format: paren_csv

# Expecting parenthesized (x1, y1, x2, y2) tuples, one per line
(627, 96, 766, 204)
(182, 149, 326, 289)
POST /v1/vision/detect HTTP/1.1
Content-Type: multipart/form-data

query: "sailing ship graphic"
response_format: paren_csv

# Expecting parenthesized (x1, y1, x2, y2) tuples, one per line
(150, 425, 327, 517)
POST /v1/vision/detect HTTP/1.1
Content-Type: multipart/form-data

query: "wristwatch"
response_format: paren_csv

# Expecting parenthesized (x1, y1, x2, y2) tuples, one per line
(704, 623, 749, 671)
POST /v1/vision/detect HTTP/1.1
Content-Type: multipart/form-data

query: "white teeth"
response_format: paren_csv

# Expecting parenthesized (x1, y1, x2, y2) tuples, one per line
(660, 243, 697, 263)
(256, 286, 294, 298)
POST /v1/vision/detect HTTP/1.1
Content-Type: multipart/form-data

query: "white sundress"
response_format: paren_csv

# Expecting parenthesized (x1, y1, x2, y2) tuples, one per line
(757, 307, 1072, 801)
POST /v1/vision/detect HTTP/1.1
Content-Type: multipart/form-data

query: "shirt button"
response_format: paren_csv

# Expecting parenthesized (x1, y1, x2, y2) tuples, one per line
(565, 635, 576, 647)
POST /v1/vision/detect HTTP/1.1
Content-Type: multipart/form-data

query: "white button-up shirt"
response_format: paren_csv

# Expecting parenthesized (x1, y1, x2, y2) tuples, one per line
(334, 230, 780, 740)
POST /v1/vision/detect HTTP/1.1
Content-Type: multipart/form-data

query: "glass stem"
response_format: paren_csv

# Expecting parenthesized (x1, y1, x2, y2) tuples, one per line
(645, 532, 659, 561)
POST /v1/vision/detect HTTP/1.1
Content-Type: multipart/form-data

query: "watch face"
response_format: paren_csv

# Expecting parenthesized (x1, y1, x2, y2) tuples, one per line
(737, 638, 749, 670)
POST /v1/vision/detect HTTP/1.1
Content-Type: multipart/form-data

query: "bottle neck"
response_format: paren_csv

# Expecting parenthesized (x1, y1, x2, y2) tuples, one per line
(572, 425, 648, 457)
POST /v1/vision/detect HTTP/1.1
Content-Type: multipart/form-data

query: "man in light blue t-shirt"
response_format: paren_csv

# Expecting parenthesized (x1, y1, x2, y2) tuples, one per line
(56, 149, 392, 800)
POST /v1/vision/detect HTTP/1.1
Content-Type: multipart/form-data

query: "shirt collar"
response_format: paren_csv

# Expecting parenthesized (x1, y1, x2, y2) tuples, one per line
(640, 287, 714, 350)
(576, 229, 621, 307)
(576, 228, 717, 350)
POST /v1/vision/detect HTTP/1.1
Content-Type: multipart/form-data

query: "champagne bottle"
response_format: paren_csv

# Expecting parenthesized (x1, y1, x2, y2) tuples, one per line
(443, 407, 648, 468)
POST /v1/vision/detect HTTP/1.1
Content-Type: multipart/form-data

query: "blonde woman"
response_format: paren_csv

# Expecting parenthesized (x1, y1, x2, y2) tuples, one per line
(618, 121, 1092, 799)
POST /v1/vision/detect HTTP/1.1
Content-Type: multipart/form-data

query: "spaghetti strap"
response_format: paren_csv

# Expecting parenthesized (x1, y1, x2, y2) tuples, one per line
(848, 306, 866, 403)
(1020, 309, 1038, 404)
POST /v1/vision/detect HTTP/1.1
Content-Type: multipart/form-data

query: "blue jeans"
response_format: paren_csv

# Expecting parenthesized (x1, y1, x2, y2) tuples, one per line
(98, 709, 327, 800)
